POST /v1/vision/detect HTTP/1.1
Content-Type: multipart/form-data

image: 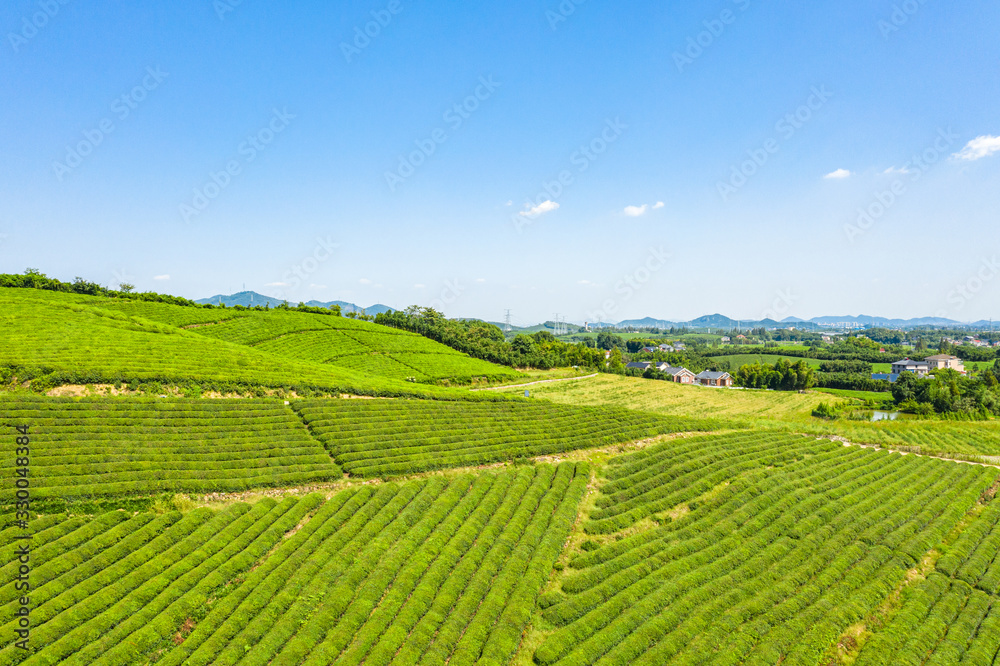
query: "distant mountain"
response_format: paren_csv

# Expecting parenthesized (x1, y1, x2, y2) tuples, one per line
(615, 317, 679, 328)
(196, 291, 394, 315)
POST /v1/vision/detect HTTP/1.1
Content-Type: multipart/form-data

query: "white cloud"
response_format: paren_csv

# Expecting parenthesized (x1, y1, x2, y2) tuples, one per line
(953, 135, 1000, 161)
(624, 201, 665, 217)
(153, 274, 170, 281)
(475, 278, 486, 283)
(265, 282, 289, 287)
(309, 284, 327, 289)
(824, 169, 852, 180)
(519, 200, 559, 218)
(359, 278, 373, 285)
(414, 283, 426, 289)
(505, 200, 513, 207)
(883, 166, 911, 175)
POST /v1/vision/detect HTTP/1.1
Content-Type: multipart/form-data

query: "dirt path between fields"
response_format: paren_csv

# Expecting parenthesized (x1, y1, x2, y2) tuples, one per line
(824, 435, 1000, 470)
(471, 374, 599, 392)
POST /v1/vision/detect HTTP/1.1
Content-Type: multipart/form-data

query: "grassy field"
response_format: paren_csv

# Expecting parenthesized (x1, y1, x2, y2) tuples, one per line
(496, 373, 830, 422)
(709, 353, 824, 370)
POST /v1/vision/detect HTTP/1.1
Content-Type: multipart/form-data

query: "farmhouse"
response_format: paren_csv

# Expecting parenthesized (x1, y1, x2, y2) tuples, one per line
(641, 346, 659, 354)
(626, 361, 653, 371)
(924, 354, 966, 373)
(658, 343, 675, 352)
(660, 365, 696, 384)
(696, 370, 733, 387)
(891, 359, 929, 376)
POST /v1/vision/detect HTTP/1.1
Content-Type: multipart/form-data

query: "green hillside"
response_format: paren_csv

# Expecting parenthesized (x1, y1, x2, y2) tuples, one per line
(0, 288, 518, 395)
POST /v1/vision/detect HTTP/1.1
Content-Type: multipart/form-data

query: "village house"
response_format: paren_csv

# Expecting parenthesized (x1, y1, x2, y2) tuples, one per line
(658, 343, 675, 353)
(660, 365, 696, 384)
(924, 354, 966, 373)
(695, 370, 733, 387)
(891, 359, 930, 377)
(626, 361, 653, 371)
(641, 346, 659, 354)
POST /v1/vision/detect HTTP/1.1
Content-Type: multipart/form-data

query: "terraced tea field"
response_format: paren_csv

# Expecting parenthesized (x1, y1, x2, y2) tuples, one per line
(191, 310, 520, 383)
(530, 433, 998, 665)
(0, 465, 586, 666)
(0, 397, 341, 503)
(0, 288, 518, 395)
(294, 399, 719, 477)
(855, 499, 1000, 665)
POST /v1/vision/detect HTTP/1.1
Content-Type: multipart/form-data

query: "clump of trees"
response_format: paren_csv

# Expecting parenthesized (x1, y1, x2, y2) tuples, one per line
(1, 269, 204, 307)
(891, 366, 1000, 417)
(734, 359, 816, 391)
(376, 307, 609, 370)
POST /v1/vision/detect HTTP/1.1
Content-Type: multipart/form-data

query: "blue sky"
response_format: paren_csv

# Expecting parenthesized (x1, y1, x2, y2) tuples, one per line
(2, 1, 999, 324)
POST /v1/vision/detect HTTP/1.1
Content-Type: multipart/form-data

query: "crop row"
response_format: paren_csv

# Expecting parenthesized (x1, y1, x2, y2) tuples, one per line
(937, 499, 1000, 595)
(294, 399, 714, 477)
(3, 464, 587, 665)
(0, 397, 341, 502)
(855, 574, 1000, 665)
(533, 436, 998, 665)
(586, 432, 829, 533)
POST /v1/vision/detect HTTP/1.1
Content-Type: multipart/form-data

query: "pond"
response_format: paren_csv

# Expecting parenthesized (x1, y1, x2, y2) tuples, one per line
(871, 411, 901, 422)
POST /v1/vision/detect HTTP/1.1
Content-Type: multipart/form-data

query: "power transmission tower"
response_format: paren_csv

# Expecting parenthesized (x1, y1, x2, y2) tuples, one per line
(504, 310, 512, 334)
(553, 313, 560, 336)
